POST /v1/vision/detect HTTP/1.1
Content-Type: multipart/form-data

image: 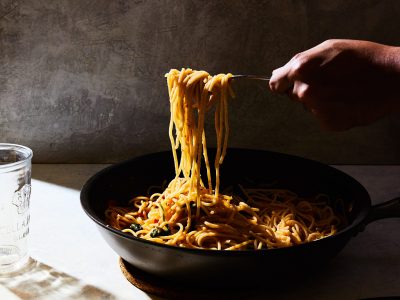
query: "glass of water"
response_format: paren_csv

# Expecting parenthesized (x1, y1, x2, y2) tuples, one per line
(0, 143, 32, 273)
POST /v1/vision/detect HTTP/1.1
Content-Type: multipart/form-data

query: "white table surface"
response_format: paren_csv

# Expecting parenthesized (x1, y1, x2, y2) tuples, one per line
(1, 164, 400, 300)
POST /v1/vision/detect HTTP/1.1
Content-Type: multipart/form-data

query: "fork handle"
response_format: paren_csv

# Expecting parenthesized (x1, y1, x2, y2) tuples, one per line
(232, 75, 271, 81)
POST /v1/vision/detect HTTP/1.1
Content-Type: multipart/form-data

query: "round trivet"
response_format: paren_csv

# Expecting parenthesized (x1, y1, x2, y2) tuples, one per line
(119, 258, 245, 300)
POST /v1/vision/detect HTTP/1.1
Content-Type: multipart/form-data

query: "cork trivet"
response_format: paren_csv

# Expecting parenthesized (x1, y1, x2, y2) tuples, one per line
(119, 258, 248, 300)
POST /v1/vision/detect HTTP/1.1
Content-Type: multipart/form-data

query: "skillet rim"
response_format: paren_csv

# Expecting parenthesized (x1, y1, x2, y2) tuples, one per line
(80, 148, 371, 256)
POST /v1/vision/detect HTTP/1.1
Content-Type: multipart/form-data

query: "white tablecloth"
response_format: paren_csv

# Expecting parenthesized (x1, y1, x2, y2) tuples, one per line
(1, 164, 399, 300)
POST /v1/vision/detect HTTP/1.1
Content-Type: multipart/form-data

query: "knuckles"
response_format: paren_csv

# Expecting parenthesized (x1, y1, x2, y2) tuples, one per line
(321, 39, 340, 48)
(289, 53, 310, 79)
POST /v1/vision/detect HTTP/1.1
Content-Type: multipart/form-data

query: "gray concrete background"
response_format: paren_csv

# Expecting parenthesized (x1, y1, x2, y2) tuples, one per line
(0, 0, 399, 163)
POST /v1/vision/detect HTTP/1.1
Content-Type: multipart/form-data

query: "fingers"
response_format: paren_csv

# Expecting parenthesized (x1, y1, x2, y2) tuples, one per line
(300, 86, 358, 131)
(272, 75, 358, 131)
(278, 80, 349, 130)
(289, 81, 310, 102)
(269, 55, 316, 95)
(269, 64, 293, 93)
(267, 39, 392, 131)
(269, 42, 330, 95)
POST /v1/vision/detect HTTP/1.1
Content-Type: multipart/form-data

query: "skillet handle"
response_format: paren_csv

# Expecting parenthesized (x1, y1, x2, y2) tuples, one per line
(364, 197, 400, 225)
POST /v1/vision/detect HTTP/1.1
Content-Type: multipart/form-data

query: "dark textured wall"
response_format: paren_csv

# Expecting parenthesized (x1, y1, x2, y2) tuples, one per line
(0, 0, 400, 163)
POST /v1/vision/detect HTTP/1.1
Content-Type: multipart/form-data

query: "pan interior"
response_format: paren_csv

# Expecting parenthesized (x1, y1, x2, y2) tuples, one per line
(83, 148, 370, 239)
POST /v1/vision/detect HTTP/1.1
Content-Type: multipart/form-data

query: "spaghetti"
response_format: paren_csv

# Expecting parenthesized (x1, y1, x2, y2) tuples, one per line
(106, 68, 342, 250)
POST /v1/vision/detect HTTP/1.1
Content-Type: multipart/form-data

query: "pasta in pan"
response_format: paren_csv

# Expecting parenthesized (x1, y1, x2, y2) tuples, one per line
(106, 68, 342, 250)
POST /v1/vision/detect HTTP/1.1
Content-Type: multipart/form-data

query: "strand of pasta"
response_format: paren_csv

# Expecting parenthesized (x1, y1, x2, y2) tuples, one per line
(105, 68, 342, 250)
(106, 185, 340, 249)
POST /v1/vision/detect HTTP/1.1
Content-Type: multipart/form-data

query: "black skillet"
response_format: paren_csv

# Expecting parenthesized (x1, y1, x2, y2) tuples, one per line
(80, 149, 400, 286)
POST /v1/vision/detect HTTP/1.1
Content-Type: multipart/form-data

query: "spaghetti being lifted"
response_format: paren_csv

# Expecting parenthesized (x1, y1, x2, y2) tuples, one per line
(106, 68, 342, 250)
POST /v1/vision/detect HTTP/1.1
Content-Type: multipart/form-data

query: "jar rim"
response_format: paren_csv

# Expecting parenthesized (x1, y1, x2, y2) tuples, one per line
(0, 143, 33, 173)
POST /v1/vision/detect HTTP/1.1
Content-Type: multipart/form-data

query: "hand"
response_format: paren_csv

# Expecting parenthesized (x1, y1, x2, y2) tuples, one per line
(269, 39, 400, 131)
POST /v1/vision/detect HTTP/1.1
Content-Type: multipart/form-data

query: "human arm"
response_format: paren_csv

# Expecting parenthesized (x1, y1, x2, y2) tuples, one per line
(269, 39, 400, 131)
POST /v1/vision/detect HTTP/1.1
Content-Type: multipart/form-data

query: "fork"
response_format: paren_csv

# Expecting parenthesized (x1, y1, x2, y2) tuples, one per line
(232, 75, 271, 81)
